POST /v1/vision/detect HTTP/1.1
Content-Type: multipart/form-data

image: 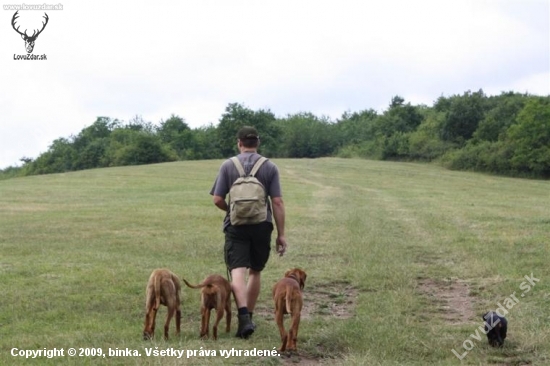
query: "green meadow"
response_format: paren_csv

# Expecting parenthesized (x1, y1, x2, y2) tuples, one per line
(1, 158, 549, 365)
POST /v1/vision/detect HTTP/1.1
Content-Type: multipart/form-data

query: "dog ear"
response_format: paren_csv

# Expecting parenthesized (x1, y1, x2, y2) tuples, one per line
(299, 271, 306, 290)
(482, 312, 489, 321)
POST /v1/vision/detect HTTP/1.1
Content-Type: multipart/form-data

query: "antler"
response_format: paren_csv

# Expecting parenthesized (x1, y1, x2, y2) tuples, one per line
(11, 10, 25, 37)
(29, 13, 49, 39)
(32, 13, 50, 37)
(11, 11, 49, 40)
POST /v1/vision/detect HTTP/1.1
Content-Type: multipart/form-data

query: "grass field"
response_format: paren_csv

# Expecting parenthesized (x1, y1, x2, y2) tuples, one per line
(1, 158, 549, 365)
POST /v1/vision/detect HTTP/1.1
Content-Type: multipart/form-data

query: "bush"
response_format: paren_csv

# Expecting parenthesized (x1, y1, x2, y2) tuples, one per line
(443, 141, 516, 176)
(110, 133, 177, 166)
(336, 141, 383, 160)
(507, 98, 550, 177)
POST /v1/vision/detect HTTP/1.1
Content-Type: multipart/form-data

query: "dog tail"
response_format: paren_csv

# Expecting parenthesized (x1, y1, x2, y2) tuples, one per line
(285, 286, 292, 314)
(182, 278, 207, 289)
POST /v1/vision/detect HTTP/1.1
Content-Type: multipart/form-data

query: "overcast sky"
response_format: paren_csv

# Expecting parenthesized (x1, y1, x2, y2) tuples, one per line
(1, 0, 548, 169)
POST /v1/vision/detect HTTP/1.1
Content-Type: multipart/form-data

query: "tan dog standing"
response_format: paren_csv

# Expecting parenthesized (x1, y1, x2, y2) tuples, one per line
(272, 268, 307, 352)
(182, 274, 232, 340)
(143, 268, 182, 340)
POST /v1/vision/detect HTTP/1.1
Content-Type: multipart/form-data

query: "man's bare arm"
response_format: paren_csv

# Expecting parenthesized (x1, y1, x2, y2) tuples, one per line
(213, 195, 228, 212)
(271, 196, 287, 256)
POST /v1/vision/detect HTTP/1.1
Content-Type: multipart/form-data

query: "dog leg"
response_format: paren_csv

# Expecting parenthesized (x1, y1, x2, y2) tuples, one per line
(175, 293, 181, 337)
(200, 306, 209, 339)
(275, 303, 287, 352)
(175, 308, 181, 337)
(213, 305, 225, 340)
(287, 313, 300, 351)
(164, 305, 175, 340)
(281, 334, 288, 353)
(152, 314, 157, 339)
(143, 307, 157, 340)
(206, 308, 212, 339)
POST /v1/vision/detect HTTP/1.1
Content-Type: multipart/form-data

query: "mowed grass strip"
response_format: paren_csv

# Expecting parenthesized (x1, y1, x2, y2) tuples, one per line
(0, 158, 548, 365)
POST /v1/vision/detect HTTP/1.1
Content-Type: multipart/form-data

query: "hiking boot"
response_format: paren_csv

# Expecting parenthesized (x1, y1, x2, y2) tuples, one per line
(235, 314, 255, 339)
(249, 313, 256, 330)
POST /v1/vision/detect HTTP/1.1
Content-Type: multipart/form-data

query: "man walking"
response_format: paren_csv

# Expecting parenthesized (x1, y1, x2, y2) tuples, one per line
(210, 126, 287, 338)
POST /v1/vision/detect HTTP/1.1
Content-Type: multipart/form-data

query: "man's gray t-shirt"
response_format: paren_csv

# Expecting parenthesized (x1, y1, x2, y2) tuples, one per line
(210, 152, 282, 230)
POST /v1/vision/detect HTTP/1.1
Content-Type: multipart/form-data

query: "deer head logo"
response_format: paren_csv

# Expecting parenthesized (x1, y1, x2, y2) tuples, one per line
(11, 11, 49, 54)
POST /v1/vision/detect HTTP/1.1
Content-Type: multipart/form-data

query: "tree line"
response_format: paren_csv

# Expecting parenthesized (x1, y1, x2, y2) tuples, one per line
(2, 89, 549, 179)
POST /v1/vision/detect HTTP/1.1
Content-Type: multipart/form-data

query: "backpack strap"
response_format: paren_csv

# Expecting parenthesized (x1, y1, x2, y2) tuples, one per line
(250, 157, 268, 177)
(230, 157, 246, 177)
(230, 156, 268, 177)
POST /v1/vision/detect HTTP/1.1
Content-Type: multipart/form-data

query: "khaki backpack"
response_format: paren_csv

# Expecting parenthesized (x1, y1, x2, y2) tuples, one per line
(229, 156, 268, 225)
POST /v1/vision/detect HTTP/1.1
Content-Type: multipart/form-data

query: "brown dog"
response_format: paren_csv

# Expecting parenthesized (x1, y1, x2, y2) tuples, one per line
(272, 268, 307, 352)
(182, 274, 232, 340)
(143, 268, 182, 340)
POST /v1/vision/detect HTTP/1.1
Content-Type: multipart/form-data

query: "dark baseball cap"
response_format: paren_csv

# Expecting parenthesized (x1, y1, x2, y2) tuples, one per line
(237, 126, 259, 140)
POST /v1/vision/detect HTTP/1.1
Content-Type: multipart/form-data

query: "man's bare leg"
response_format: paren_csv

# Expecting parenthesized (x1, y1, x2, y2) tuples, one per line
(231, 267, 254, 338)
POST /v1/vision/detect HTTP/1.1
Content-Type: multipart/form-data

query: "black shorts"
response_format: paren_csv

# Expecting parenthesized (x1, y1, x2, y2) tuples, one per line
(224, 222, 273, 272)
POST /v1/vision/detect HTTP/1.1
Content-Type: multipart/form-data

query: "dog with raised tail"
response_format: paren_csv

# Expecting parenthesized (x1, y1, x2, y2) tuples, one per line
(143, 268, 182, 340)
(182, 274, 232, 340)
(272, 268, 307, 352)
